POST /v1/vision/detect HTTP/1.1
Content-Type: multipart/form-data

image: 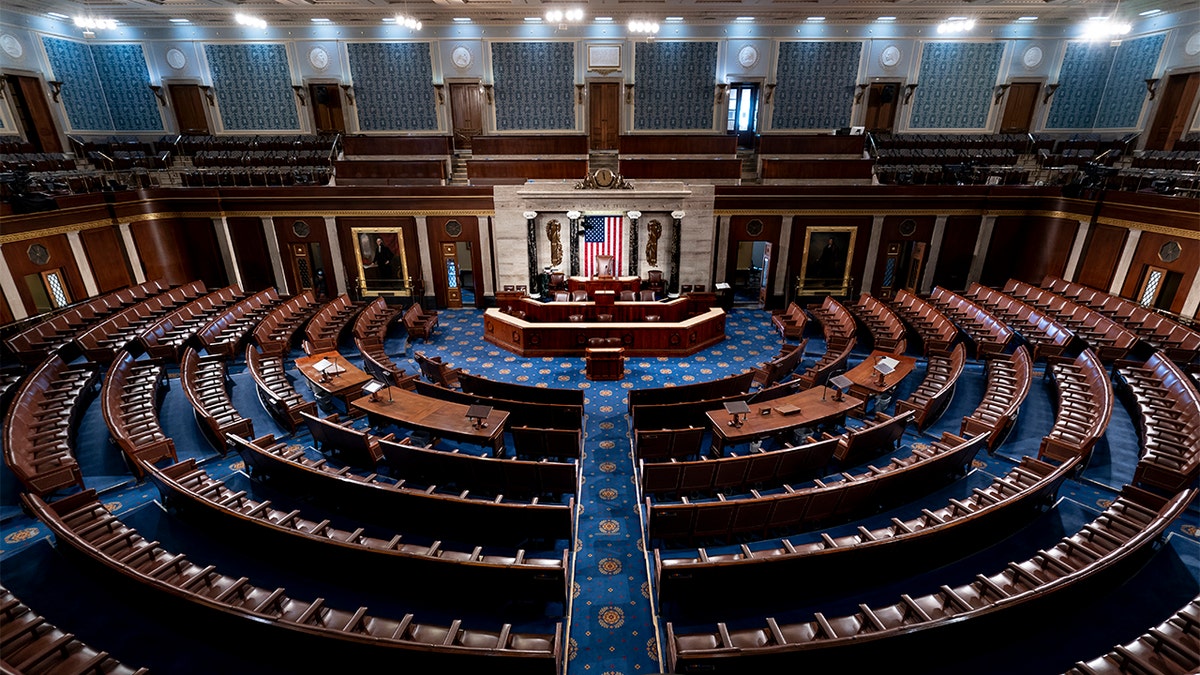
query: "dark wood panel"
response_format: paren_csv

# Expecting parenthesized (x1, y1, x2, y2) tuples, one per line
(619, 135, 737, 156)
(484, 307, 727, 357)
(274, 216, 333, 297)
(467, 159, 588, 185)
(1, 233, 85, 315)
(471, 135, 588, 156)
(227, 216, 274, 292)
(10, 76, 62, 153)
(589, 82, 620, 151)
(80, 226, 132, 292)
(131, 218, 224, 288)
(341, 136, 453, 156)
(333, 160, 447, 184)
(426, 215, 482, 309)
(1120, 231, 1199, 314)
(757, 135, 865, 155)
(870, 215, 936, 297)
(1076, 223, 1127, 291)
(981, 216, 1078, 287)
(619, 159, 742, 180)
(167, 84, 210, 135)
(931, 215, 981, 292)
(0, 292, 12, 326)
(761, 158, 874, 180)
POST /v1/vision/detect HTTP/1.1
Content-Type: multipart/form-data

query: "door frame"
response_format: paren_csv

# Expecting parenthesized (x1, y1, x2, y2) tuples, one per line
(3, 69, 67, 153)
(304, 78, 349, 135)
(860, 80, 904, 133)
(162, 78, 214, 135)
(726, 80, 763, 149)
(446, 78, 486, 151)
(996, 78, 1045, 135)
(586, 78, 622, 151)
(1143, 66, 1200, 152)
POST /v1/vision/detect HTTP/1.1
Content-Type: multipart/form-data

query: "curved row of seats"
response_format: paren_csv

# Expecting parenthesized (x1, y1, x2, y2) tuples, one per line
(252, 290, 320, 356)
(654, 453, 1076, 605)
(403, 304, 439, 341)
(849, 294, 907, 354)
(100, 351, 177, 479)
(137, 285, 244, 361)
(960, 346, 1033, 452)
(0, 584, 149, 675)
(897, 342, 966, 430)
(181, 347, 253, 452)
(795, 297, 857, 388)
(1065, 595, 1199, 675)
(1002, 279, 1137, 362)
(22, 490, 563, 675)
(414, 352, 461, 389)
(380, 438, 579, 501)
(889, 289, 958, 356)
(1043, 276, 1200, 364)
(2, 354, 100, 495)
(245, 345, 318, 432)
(1038, 349, 1114, 465)
(963, 282, 1073, 361)
(627, 371, 753, 415)
(304, 294, 368, 354)
(1115, 352, 1199, 495)
(414, 381, 583, 436)
(641, 433, 841, 499)
(195, 287, 282, 357)
(750, 340, 806, 388)
(665, 484, 1195, 673)
(352, 297, 417, 388)
(770, 302, 807, 341)
(76, 281, 208, 362)
(142, 458, 570, 604)
(928, 286, 1015, 357)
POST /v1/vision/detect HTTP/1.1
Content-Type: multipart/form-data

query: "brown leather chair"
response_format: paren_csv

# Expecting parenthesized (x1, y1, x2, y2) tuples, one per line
(646, 269, 665, 293)
(548, 272, 567, 291)
(571, 290, 589, 302)
(640, 290, 657, 302)
(619, 291, 636, 302)
(645, 315, 661, 322)
(554, 292, 570, 302)
(597, 314, 613, 322)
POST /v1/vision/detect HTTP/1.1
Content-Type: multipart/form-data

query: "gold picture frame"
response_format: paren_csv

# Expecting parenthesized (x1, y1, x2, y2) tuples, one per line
(797, 226, 857, 296)
(352, 226, 412, 297)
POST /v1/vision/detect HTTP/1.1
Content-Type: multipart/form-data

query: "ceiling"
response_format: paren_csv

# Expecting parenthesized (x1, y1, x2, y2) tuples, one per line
(3, 0, 1187, 30)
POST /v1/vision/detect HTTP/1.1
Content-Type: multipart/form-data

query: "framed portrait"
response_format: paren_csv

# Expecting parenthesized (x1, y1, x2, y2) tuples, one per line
(587, 44, 621, 75)
(798, 226, 857, 296)
(352, 227, 412, 297)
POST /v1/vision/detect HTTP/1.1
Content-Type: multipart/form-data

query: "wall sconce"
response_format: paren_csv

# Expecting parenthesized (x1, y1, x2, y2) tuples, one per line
(624, 83, 634, 104)
(715, 83, 728, 105)
(903, 83, 918, 105)
(201, 86, 215, 106)
(149, 85, 167, 106)
(292, 85, 306, 107)
(1043, 83, 1060, 105)
(432, 83, 443, 105)
(482, 84, 493, 104)
(854, 83, 868, 104)
(993, 83, 1011, 105)
(47, 81, 64, 103)
(340, 84, 355, 105)
(576, 84, 585, 104)
(1144, 78, 1159, 100)
(765, 83, 777, 104)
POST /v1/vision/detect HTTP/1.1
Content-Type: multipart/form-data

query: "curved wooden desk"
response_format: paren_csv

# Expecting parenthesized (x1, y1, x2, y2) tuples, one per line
(706, 386, 863, 453)
(295, 350, 373, 409)
(484, 306, 727, 357)
(840, 350, 918, 399)
(351, 388, 509, 454)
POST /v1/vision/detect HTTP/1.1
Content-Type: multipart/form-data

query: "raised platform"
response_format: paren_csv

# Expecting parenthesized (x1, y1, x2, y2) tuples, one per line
(483, 305, 727, 357)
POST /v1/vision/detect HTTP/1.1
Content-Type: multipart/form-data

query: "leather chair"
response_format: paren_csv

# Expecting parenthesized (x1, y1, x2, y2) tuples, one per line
(554, 292, 570, 302)
(548, 272, 567, 292)
(639, 290, 657, 302)
(619, 290, 636, 302)
(571, 290, 589, 302)
(681, 285, 694, 294)
(646, 269, 665, 293)
(597, 313, 614, 322)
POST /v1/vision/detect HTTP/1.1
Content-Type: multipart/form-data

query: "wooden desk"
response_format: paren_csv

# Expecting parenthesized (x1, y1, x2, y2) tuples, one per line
(706, 386, 862, 453)
(484, 307, 726, 357)
(568, 276, 640, 295)
(351, 388, 509, 454)
(295, 351, 373, 409)
(841, 350, 918, 399)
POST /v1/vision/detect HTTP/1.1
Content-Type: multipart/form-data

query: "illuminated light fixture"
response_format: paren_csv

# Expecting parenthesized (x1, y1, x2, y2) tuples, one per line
(234, 13, 267, 29)
(936, 18, 976, 34)
(47, 12, 70, 19)
(1138, 8, 1161, 16)
(877, 16, 897, 22)
(734, 16, 755, 22)
(805, 16, 826, 22)
(74, 16, 117, 30)
(664, 17, 684, 23)
(452, 17, 472, 23)
(524, 17, 543, 23)
(395, 13, 422, 29)
(628, 19, 660, 34)
(381, 17, 395, 22)
(1016, 16, 1038, 22)
(595, 17, 613, 23)
(169, 18, 190, 23)
(545, 8, 585, 24)
(311, 17, 331, 23)
(1082, 16, 1131, 40)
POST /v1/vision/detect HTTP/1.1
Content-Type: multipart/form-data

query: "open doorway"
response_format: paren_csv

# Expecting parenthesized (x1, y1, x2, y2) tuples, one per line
(733, 240, 769, 306)
(727, 83, 760, 149)
(455, 241, 474, 305)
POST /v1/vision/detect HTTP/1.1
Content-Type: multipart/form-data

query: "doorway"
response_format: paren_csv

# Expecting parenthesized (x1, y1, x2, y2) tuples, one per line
(877, 240, 926, 300)
(732, 241, 769, 306)
(22, 268, 73, 314)
(449, 82, 484, 151)
(727, 83, 759, 149)
(439, 242, 462, 308)
(168, 84, 211, 135)
(454, 241, 474, 305)
(286, 242, 329, 299)
(1145, 72, 1200, 151)
(5, 75, 62, 153)
(309, 83, 346, 134)
(588, 82, 620, 151)
(863, 83, 900, 133)
(999, 82, 1041, 134)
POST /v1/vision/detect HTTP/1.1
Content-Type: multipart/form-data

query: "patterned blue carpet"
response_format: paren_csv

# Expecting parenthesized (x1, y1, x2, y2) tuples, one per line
(0, 306, 1196, 675)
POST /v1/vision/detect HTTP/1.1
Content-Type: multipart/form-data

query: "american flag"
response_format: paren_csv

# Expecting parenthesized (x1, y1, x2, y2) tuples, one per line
(582, 215, 623, 277)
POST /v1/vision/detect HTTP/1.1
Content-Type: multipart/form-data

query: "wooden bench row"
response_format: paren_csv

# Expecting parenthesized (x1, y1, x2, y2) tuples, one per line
(807, 296, 857, 352)
(460, 371, 586, 407)
(849, 293, 907, 354)
(751, 340, 807, 388)
(100, 351, 177, 479)
(2, 353, 99, 496)
(665, 484, 1194, 673)
(963, 282, 1073, 361)
(414, 381, 584, 433)
(889, 289, 958, 356)
(304, 294, 369, 354)
(143, 458, 570, 604)
(1043, 276, 1200, 364)
(301, 411, 392, 467)
(137, 285, 244, 361)
(961, 345, 1033, 451)
(641, 434, 841, 499)
(635, 427, 707, 462)
(627, 371, 754, 414)
(404, 303, 439, 341)
(770, 302, 807, 341)
(897, 343, 966, 431)
(1115, 352, 1199, 495)
(23, 490, 563, 674)
(647, 427, 980, 545)
(76, 280, 208, 362)
(252, 290, 320, 356)
(654, 454, 1075, 605)
(353, 297, 417, 389)
(415, 352, 461, 389)
(181, 347, 254, 453)
(928, 286, 1015, 357)
(1066, 595, 1200, 675)
(194, 287, 282, 357)
(1039, 349, 1114, 465)
(245, 345, 318, 432)
(1003, 278, 1137, 362)
(379, 437, 579, 501)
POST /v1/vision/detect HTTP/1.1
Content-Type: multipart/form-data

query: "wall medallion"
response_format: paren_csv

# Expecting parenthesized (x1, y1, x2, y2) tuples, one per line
(292, 220, 311, 238)
(166, 48, 187, 70)
(27, 244, 49, 265)
(737, 45, 759, 69)
(1022, 46, 1044, 69)
(445, 220, 463, 237)
(880, 45, 901, 69)
(452, 46, 473, 69)
(1, 34, 25, 60)
(1158, 240, 1181, 263)
(308, 46, 330, 71)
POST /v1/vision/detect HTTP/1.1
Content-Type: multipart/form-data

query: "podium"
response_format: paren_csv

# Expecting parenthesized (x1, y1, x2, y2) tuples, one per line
(585, 337, 624, 381)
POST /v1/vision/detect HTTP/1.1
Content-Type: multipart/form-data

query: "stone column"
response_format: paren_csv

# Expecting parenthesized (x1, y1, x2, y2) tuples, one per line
(322, 217, 347, 296)
(670, 211, 684, 295)
(1063, 220, 1091, 282)
(524, 211, 539, 294)
(627, 211, 641, 277)
(920, 215, 948, 294)
(860, 215, 885, 293)
(260, 217, 287, 293)
(414, 215, 434, 307)
(118, 222, 146, 284)
(567, 211, 581, 277)
(1109, 229, 1142, 296)
(66, 230, 99, 297)
(0, 248, 27, 320)
(966, 215, 997, 287)
(212, 217, 242, 290)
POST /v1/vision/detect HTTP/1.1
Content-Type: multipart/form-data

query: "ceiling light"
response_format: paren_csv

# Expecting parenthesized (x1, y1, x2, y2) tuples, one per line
(805, 16, 826, 22)
(937, 18, 975, 34)
(395, 14, 422, 29)
(74, 16, 117, 30)
(452, 17, 471, 23)
(595, 17, 613, 23)
(1082, 17, 1131, 40)
(734, 16, 755, 22)
(628, 19, 660, 34)
(381, 17, 395, 23)
(169, 18, 190, 24)
(546, 10, 563, 22)
(1016, 16, 1038, 22)
(565, 9, 584, 22)
(878, 16, 896, 22)
(1138, 8, 1161, 16)
(234, 13, 267, 29)
(524, 17, 543, 23)
(311, 18, 330, 23)
(47, 12, 69, 19)
(664, 17, 683, 23)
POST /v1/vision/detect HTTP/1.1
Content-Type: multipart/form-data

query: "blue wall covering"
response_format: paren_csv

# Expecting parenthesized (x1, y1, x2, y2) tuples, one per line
(771, 41, 861, 130)
(91, 44, 162, 131)
(204, 43, 298, 131)
(910, 42, 1004, 129)
(1047, 35, 1163, 129)
(634, 41, 719, 130)
(41, 36, 112, 131)
(491, 42, 575, 130)
(346, 42, 438, 132)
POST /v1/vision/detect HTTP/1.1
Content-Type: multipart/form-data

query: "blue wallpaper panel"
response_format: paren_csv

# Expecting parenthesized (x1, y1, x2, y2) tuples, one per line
(204, 43, 298, 131)
(1046, 42, 1117, 129)
(910, 42, 1004, 129)
(1095, 34, 1165, 128)
(634, 42, 719, 130)
(91, 44, 162, 131)
(491, 42, 575, 130)
(41, 37, 112, 131)
(771, 41, 861, 130)
(346, 42, 437, 132)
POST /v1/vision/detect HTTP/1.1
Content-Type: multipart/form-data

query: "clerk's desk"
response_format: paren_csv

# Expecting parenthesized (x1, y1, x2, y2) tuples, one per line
(705, 386, 863, 453)
(351, 387, 510, 455)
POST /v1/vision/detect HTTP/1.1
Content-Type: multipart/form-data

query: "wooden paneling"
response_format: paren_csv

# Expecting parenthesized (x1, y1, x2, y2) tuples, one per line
(864, 83, 899, 133)
(0, 292, 12, 326)
(167, 84, 210, 135)
(619, 135, 737, 156)
(1, 234, 84, 315)
(1076, 223, 1127, 291)
(931, 215, 981, 292)
(589, 82, 621, 151)
(131, 218, 225, 288)
(760, 159, 874, 181)
(341, 136, 453, 156)
(1145, 72, 1200, 151)
(757, 135, 865, 155)
(484, 307, 727, 357)
(726, 215, 782, 301)
(336, 216, 422, 300)
(9, 75, 62, 153)
(309, 83, 345, 134)
(274, 216, 333, 298)
(80, 227, 132, 292)
(870, 215, 936, 297)
(333, 160, 446, 185)
(449, 82, 484, 151)
(999, 83, 1040, 134)
(467, 159, 588, 185)
(471, 135, 588, 156)
(981, 216, 1078, 287)
(227, 217, 274, 292)
(1120, 231, 1199, 314)
(426, 215, 483, 308)
(619, 159, 742, 180)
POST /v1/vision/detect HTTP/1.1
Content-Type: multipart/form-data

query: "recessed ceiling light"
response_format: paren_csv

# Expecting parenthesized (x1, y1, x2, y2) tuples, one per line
(452, 17, 471, 23)
(664, 17, 683, 23)
(877, 16, 896, 22)
(310, 18, 330, 23)
(734, 16, 754, 22)
(47, 12, 69, 19)
(805, 16, 825, 22)
(169, 18, 190, 23)
(382, 17, 395, 22)
(1016, 16, 1038, 21)
(524, 17, 542, 23)
(1139, 8, 1162, 16)
(595, 17, 613, 23)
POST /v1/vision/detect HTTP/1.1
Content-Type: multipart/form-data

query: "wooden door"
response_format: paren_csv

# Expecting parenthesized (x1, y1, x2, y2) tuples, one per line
(449, 82, 484, 151)
(168, 84, 210, 134)
(757, 243, 772, 305)
(999, 83, 1040, 134)
(1145, 72, 1200, 151)
(728, 83, 760, 149)
(440, 242, 462, 308)
(309, 83, 345, 134)
(7, 75, 62, 153)
(588, 82, 620, 151)
(863, 83, 899, 133)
